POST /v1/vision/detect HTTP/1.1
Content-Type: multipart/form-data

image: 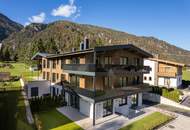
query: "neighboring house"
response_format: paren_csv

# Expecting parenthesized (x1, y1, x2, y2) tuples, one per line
(25, 80, 51, 99)
(31, 41, 152, 125)
(0, 72, 11, 81)
(144, 58, 185, 88)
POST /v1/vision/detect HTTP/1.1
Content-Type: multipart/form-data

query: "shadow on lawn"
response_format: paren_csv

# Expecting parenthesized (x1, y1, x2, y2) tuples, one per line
(0, 91, 18, 130)
(0, 91, 33, 130)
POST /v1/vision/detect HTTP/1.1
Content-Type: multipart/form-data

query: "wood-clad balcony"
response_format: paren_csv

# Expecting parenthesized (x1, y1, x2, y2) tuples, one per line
(157, 71, 177, 77)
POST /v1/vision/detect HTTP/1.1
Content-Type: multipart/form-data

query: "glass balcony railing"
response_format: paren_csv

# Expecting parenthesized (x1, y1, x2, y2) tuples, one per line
(62, 64, 151, 73)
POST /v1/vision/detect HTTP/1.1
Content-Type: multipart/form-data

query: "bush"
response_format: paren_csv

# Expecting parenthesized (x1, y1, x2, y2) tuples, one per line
(29, 95, 65, 113)
(151, 86, 181, 102)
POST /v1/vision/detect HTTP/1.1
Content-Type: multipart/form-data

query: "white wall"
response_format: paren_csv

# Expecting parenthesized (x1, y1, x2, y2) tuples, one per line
(79, 98, 91, 117)
(158, 77, 179, 88)
(143, 59, 156, 86)
(27, 80, 50, 99)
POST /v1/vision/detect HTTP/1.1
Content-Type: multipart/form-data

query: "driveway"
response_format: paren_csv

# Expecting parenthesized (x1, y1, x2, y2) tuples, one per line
(158, 114, 190, 130)
(181, 96, 190, 107)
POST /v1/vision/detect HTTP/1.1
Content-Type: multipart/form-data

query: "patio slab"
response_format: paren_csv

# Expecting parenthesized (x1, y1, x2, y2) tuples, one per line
(57, 105, 155, 130)
(57, 106, 93, 129)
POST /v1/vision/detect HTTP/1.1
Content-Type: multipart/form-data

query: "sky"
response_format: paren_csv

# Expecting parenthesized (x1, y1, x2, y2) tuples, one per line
(0, 0, 190, 50)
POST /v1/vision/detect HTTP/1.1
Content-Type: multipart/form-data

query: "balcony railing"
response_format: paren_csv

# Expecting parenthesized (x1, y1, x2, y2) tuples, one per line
(62, 64, 151, 73)
(157, 71, 177, 77)
(62, 64, 96, 72)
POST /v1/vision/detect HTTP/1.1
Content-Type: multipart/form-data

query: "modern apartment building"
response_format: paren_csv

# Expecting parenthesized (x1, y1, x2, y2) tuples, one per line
(144, 58, 184, 88)
(31, 42, 152, 125)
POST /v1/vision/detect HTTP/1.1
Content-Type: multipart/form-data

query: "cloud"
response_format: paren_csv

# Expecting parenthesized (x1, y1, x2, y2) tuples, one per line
(51, 0, 80, 19)
(25, 12, 46, 26)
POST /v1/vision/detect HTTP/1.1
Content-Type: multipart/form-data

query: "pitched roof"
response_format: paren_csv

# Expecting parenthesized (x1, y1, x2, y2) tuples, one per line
(32, 44, 153, 60)
(148, 58, 185, 67)
(31, 52, 55, 60)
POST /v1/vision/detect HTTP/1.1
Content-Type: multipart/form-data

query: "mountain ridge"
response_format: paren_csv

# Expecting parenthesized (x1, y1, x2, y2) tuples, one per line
(0, 13, 23, 41)
(0, 16, 190, 64)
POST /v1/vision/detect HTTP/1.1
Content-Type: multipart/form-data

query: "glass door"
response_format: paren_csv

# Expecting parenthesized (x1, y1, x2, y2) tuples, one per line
(103, 99, 113, 117)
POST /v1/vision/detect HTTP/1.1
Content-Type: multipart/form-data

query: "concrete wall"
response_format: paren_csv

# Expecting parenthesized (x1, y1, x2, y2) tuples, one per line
(143, 92, 190, 111)
(27, 80, 50, 99)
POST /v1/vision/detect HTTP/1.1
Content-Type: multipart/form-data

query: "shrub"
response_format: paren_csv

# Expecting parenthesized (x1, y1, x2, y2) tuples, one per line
(29, 95, 65, 113)
(151, 86, 181, 102)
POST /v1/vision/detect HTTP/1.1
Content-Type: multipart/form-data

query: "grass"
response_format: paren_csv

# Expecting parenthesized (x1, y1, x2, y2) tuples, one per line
(0, 62, 39, 81)
(183, 70, 190, 81)
(0, 91, 34, 130)
(36, 109, 83, 130)
(120, 112, 173, 130)
(0, 62, 39, 91)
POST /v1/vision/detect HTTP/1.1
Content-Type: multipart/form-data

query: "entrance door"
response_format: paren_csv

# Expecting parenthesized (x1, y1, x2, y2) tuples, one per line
(131, 94, 138, 108)
(103, 99, 113, 117)
(70, 94, 79, 109)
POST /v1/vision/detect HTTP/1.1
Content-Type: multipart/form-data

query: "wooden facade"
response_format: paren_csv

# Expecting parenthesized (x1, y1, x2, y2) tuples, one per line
(35, 44, 152, 91)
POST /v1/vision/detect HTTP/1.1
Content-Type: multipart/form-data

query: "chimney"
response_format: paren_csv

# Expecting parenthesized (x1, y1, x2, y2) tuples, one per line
(80, 42, 84, 51)
(71, 48, 76, 52)
(84, 37, 89, 49)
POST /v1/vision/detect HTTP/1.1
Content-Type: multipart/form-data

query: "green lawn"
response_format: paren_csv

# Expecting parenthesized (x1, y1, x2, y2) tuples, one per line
(36, 109, 83, 130)
(0, 91, 34, 130)
(0, 62, 39, 81)
(0, 62, 39, 91)
(183, 70, 190, 81)
(120, 112, 173, 130)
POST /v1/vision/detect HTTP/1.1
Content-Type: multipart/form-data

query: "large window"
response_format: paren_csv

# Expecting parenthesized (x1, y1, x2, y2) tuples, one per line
(47, 60, 50, 68)
(57, 73, 59, 80)
(61, 74, 66, 81)
(134, 58, 140, 66)
(133, 76, 140, 85)
(52, 73, 56, 83)
(53, 60, 56, 69)
(120, 57, 128, 65)
(119, 97, 128, 106)
(43, 60, 46, 68)
(104, 76, 112, 88)
(31, 87, 38, 97)
(104, 56, 112, 64)
(47, 72, 50, 80)
(43, 71, 46, 79)
(103, 99, 113, 117)
(61, 59, 65, 69)
(119, 77, 128, 87)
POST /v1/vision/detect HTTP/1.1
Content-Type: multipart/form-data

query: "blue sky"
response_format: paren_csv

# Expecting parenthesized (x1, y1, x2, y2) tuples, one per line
(0, 0, 190, 50)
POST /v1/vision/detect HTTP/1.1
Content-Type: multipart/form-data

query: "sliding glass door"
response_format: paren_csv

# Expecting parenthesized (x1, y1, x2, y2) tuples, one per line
(103, 99, 113, 117)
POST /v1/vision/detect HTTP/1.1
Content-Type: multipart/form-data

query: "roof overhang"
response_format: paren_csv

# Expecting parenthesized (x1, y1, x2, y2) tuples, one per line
(148, 58, 185, 67)
(94, 44, 153, 58)
(31, 52, 55, 60)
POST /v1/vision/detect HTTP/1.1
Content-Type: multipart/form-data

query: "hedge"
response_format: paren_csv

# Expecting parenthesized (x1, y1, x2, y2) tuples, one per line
(151, 86, 181, 103)
(29, 95, 66, 113)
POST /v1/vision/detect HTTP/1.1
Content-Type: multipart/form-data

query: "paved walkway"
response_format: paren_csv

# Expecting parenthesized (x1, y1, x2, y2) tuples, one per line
(181, 96, 190, 107)
(57, 106, 156, 130)
(21, 91, 34, 124)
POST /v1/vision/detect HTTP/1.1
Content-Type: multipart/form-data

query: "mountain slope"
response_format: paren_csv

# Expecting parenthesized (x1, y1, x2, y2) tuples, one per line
(0, 13, 23, 41)
(2, 20, 190, 64)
